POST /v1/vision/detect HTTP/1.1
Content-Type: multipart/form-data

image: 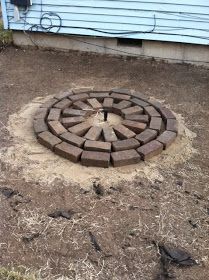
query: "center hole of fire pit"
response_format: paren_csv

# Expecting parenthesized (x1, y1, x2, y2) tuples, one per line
(87, 112, 122, 128)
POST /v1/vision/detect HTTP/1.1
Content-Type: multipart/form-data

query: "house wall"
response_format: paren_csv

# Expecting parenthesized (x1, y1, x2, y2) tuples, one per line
(1, 0, 209, 45)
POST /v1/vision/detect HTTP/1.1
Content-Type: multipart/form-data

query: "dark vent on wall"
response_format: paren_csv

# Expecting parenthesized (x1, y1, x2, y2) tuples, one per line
(117, 38, 143, 48)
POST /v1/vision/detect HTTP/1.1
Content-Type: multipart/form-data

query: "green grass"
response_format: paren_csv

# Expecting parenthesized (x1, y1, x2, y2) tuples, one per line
(0, 21, 12, 46)
(0, 267, 37, 280)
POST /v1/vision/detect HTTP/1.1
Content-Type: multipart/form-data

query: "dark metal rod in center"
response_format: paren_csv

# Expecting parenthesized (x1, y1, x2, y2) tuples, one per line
(103, 110, 108, 121)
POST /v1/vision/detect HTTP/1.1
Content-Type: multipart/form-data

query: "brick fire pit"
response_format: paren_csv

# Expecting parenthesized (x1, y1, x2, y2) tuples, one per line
(33, 88, 177, 167)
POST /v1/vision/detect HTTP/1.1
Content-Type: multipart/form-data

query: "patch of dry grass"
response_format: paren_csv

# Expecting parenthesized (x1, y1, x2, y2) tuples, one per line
(0, 267, 37, 280)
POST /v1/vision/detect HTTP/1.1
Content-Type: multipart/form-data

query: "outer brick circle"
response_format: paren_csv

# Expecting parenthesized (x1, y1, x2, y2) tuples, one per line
(34, 88, 178, 168)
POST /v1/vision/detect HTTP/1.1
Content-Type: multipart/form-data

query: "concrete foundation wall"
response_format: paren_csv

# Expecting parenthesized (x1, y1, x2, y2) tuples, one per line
(13, 31, 209, 68)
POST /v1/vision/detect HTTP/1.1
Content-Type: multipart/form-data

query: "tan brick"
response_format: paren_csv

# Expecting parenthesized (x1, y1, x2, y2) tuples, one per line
(34, 108, 48, 120)
(38, 131, 61, 150)
(111, 149, 141, 167)
(62, 116, 85, 128)
(112, 100, 132, 114)
(103, 98, 113, 110)
(110, 92, 131, 102)
(53, 98, 72, 110)
(84, 126, 102, 141)
(87, 98, 102, 110)
(68, 122, 91, 136)
(131, 98, 149, 107)
(33, 119, 48, 135)
(60, 132, 85, 148)
(113, 124, 136, 139)
(40, 98, 58, 109)
(135, 129, 157, 144)
(81, 151, 110, 168)
(103, 127, 118, 142)
(84, 140, 111, 152)
(89, 92, 110, 101)
(48, 121, 67, 136)
(69, 93, 89, 102)
(144, 106, 161, 117)
(125, 114, 149, 123)
(149, 117, 163, 134)
(166, 119, 178, 133)
(111, 88, 132, 95)
(47, 108, 61, 121)
(122, 120, 147, 134)
(62, 108, 86, 117)
(157, 131, 177, 149)
(73, 101, 92, 112)
(112, 138, 140, 151)
(137, 140, 163, 160)
(121, 106, 143, 117)
(54, 90, 73, 100)
(159, 107, 176, 120)
(54, 142, 83, 162)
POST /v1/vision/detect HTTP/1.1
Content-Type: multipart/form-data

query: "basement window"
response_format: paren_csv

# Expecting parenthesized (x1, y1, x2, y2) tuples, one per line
(117, 38, 143, 48)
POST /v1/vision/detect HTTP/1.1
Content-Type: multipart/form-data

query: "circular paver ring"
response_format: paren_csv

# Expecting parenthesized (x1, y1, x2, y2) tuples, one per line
(33, 88, 178, 168)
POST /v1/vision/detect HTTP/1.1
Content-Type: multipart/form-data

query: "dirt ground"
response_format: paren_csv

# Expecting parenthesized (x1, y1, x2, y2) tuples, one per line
(0, 46, 209, 280)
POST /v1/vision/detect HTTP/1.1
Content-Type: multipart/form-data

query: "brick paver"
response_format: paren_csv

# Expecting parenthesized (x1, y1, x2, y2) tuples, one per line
(103, 98, 113, 110)
(81, 151, 110, 167)
(125, 114, 149, 123)
(54, 142, 83, 162)
(131, 98, 149, 108)
(87, 98, 102, 110)
(48, 121, 67, 136)
(111, 149, 141, 167)
(53, 98, 72, 110)
(84, 126, 102, 141)
(112, 138, 140, 151)
(34, 108, 48, 120)
(54, 90, 73, 100)
(62, 108, 87, 117)
(68, 122, 91, 136)
(166, 119, 178, 133)
(137, 140, 163, 160)
(157, 131, 177, 149)
(112, 100, 132, 114)
(69, 93, 89, 102)
(122, 120, 147, 134)
(84, 140, 111, 152)
(110, 92, 131, 102)
(121, 106, 143, 117)
(113, 124, 136, 139)
(38, 131, 62, 150)
(149, 117, 163, 134)
(62, 116, 85, 128)
(47, 108, 61, 121)
(33, 119, 48, 135)
(60, 132, 85, 148)
(144, 106, 161, 117)
(103, 127, 118, 142)
(135, 129, 157, 144)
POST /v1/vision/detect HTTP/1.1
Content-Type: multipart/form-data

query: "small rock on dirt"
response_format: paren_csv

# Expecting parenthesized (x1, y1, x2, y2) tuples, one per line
(48, 209, 74, 220)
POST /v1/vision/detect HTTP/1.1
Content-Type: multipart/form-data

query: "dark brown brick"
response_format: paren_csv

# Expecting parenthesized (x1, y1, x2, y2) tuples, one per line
(111, 88, 132, 95)
(54, 90, 73, 100)
(144, 106, 161, 117)
(47, 108, 61, 121)
(62, 108, 86, 117)
(112, 138, 140, 151)
(69, 93, 89, 102)
(62, 116, 85, 128)
(110, 92, 131, 102)
(159, 107, 176, 120)
(157, 131, 177, 149)
(112, 100, 132, 114)
(87, 98, 102, 110)
(72, 87, 93, 94)
(34, 108, 48, 120)
(131, 98, 149, 107)
(53, 98, 72, 110)
(149, 117, 163, 134)
(48, 121, 67, 136)
(60, 132, 85, 148)
(68, 122, 91, 136)
(40, 98, 58, 109)
(81, 151, 110, 168)
(148, 100, 163, 110)
(125, 114, 149, 123)
(84, 126, 102, 141)
(33, 119, 48, 135)
(103, 98, 113, 110)
(130, 92, 147, 100)
(113, 124, 136, 139)
(137, 140, 163, 160)
(73, 101, 92, 112)
(166, 119, 178, 133)
(103, 127, 118, 142)
(89, 92, 110, 101)
(111, 149, 141, 167)
(84, 140, 111, 152)
(122, 120, 147, 134)
(121, 106, 143, 117)
(54, 142, 83, 162)
(135, 129, 157, 144)
(38, 131, 61, 150)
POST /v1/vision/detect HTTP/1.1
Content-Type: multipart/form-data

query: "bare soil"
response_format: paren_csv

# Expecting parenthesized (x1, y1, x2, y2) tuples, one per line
(0, 46, 209, 280)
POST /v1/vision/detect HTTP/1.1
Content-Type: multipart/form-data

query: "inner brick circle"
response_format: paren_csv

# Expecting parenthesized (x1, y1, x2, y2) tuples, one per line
(33, 88, 178, 168)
